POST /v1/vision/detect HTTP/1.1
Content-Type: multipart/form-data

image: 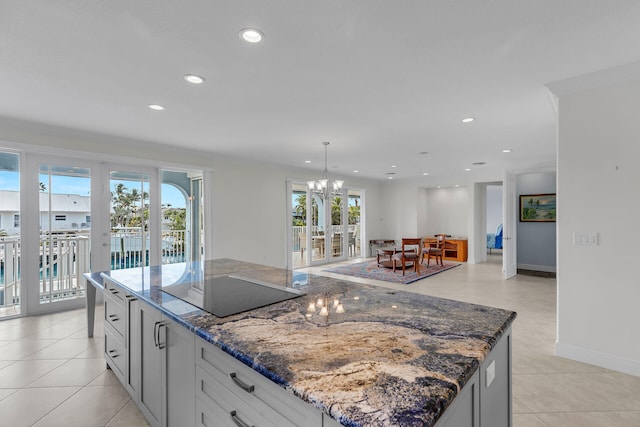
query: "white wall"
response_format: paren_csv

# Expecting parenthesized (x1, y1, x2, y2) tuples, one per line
(425, 187, 469, 238)
(554, 76, 640, 376)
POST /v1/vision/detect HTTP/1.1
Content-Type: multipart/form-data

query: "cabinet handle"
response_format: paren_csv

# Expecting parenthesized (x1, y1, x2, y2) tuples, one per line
(108, 349, 119, 358)
(229, 373, 255, 393)
(153, 321, 160, 347)
(157, 323, 167, 350)
(154, 321, 167, 349)
(229, 410, 253, 427)
(108, 314, 119, 321)
(109, 289, 119, 295)
(125, 295, 138, 301)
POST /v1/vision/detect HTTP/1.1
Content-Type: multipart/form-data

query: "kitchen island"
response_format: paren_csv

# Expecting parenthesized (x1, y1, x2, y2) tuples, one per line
(93, 258, 516, 427)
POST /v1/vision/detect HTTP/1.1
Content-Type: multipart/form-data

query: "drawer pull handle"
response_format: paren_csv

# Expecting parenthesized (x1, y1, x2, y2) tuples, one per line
(229, 373, 254, 393)
(229, 410, 253, 427)
(125, 295, 138, 301)
(108, 349, 119, 358)
(110, 289, 119, 295)
(108, 314, 119, 321)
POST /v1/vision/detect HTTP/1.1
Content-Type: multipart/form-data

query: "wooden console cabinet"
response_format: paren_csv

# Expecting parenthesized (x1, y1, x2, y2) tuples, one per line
(425, 237, 468, 262)
(443, 239, 468, 262)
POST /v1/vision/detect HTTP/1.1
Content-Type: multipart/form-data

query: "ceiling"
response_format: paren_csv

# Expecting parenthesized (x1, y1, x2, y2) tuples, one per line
(2, 1, 640, 185)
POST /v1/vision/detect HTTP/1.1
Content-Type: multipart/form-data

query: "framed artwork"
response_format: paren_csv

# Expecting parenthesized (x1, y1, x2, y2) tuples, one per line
(519, 193, 556, 222)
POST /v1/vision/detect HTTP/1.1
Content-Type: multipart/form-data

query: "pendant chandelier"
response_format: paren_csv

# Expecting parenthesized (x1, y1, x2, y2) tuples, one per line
(307, 141, 344, 199)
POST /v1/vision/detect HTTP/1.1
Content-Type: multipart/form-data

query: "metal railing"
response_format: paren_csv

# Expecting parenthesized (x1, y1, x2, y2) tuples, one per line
(0, 229, 188, 314)
(40, 234, 90, 303)
(0, 236, 20, 309)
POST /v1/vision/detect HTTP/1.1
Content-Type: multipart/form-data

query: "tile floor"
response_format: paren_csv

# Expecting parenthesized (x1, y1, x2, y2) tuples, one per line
(0, 255, 638, 426)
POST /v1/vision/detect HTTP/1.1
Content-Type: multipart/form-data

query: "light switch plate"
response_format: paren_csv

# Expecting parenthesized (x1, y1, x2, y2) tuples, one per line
(486, 360, 496, 387)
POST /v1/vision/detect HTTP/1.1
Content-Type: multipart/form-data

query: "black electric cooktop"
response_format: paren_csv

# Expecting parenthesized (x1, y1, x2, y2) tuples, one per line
(161, 275, 306, 317)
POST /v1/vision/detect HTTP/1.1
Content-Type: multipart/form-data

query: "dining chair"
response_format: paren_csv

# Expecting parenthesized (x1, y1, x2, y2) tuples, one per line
(392, 238, 422, 275)
(422, 234, 445, 267)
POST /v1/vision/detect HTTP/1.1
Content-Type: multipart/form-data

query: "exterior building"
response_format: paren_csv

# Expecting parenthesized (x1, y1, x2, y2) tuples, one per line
(0, 190, 91, 235)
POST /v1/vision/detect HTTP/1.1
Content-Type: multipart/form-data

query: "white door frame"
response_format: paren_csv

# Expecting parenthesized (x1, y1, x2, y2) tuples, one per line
(503, 171, 517, 279)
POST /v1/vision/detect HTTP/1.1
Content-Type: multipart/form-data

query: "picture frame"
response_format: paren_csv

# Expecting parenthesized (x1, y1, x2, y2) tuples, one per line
(519, 193, 556, 222)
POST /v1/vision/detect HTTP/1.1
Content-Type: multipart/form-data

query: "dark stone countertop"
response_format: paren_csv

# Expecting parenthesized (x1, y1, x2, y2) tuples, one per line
(100, 258, 516, 427)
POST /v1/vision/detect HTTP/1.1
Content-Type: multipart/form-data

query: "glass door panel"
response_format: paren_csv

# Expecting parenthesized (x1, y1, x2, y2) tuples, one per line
(110, 171, 150, 269)
(38, 164, 91, 305)
(161, 169, 204, 265)
(348, 190, 362, 258)
(0, 152, 20, 317)
(330, 196, 344, 258)
(310, 193, 325, 262)
(291, 184, 308, 268)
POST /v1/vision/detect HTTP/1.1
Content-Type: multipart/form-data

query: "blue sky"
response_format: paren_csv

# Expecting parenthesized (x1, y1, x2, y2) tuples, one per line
(0, 171, 186, 208)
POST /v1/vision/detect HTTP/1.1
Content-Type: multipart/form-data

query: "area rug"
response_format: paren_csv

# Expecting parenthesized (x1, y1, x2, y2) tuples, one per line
(324, 260, 460, 284)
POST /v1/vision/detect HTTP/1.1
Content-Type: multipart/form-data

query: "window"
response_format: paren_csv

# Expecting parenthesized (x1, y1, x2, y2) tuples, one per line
(86, 215, 91, 223)
(55, 215, 67, 221)
(14, 214, 19, 227)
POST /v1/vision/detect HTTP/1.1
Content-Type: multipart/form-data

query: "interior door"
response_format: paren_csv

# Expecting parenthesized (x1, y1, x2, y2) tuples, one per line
(503, 171, 517, 279)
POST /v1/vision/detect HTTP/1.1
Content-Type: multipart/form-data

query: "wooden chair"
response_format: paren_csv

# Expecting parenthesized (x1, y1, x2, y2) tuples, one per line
(422, 234, 445, 267)
(392, 238, 422, 275)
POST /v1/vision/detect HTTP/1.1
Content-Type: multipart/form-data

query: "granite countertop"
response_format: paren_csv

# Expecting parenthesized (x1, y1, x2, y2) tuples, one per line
(101, 258, 517, 427)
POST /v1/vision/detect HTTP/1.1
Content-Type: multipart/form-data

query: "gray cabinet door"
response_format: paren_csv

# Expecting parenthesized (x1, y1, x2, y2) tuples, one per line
(125, 295, 140, 397)
(162, 316, 195, 427)
(138, 301, 163, 427)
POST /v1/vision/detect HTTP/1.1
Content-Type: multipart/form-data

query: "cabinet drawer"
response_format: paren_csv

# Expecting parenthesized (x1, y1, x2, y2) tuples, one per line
(103, 276, 126, 304)
(196, 339, 322, 426)
(196, 366, 285, 427)
(104, 291, 125, 338)
(104, 324, 125, 381)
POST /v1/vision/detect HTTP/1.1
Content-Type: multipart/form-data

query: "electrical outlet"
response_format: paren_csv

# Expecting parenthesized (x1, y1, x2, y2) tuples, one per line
(486, 360, 496, 387)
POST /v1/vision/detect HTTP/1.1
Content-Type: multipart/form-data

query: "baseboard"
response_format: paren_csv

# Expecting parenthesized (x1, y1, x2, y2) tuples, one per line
(517, 263, 556, 273)
(555, 342, 640, 377)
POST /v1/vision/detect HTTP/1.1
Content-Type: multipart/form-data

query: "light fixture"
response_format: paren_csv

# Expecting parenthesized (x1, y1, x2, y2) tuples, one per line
(306, 292, 345, 325)
(304, 160, 311, 164)
(423, 172, 429, 176)
(465, 168, 471, 171)
(307, 142, 344, 199)
(148, 104, 165, 111)
(184, 74, 205, 84)
(240, 28, 264, 43)
(502, 149, 512, 153)
(462, 117, 474, 123)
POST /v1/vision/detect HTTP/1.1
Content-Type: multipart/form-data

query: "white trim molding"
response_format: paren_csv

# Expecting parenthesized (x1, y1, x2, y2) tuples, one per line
(556, 342, 640, 377)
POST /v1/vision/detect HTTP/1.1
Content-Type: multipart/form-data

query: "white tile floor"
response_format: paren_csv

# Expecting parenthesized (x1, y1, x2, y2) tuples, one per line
(0, 255, 639, 426)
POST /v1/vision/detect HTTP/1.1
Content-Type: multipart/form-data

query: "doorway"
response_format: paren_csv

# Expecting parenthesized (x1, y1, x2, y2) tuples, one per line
(289, 182, 362, 268)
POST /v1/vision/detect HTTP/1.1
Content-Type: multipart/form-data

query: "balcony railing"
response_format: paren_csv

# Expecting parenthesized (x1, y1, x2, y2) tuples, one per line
(0, 230, 188, 314)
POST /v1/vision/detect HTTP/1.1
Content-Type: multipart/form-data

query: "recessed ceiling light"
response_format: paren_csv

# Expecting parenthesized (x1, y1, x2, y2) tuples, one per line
(391, 165, 397, 168)
(465, 168, 471, 172)
(423, 172, 429, 176)
(462, 117, 474, 123)
(148, 104, 165, 111)
(353, 170, 359, 173)
(184, 74, 205, 84)
(304, 160, 311, 164)
(387, 176, 393, 180)
(502, 149, 512, 153)
(455, 184, 460, 187)
(240, 28, 264, 43)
